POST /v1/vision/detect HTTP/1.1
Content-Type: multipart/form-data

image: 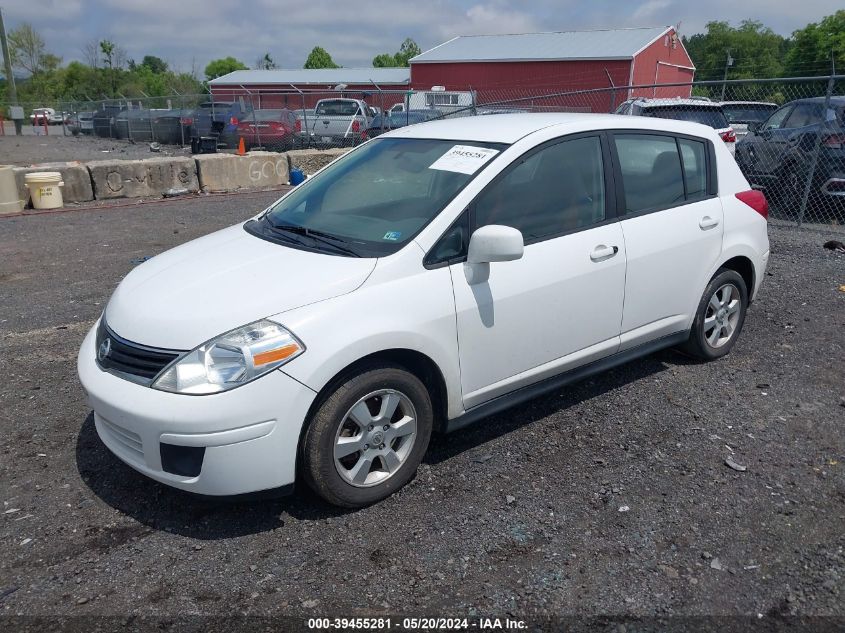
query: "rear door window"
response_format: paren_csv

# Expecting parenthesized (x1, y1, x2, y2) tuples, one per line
(614, 134, 713, 214)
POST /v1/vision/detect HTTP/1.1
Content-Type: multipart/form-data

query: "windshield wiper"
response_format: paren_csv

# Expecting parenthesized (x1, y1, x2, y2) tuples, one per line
(269, 223, 361, 257)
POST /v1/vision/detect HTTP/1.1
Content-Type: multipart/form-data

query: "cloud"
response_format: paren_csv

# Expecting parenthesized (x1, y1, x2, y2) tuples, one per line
(1, 0, 841, 73)
(632, 0, 673, 21)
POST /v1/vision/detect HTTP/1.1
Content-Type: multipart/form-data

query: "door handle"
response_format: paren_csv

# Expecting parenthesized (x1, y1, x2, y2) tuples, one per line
(590, 245, 618, 262)
(699, 216, 720, 230)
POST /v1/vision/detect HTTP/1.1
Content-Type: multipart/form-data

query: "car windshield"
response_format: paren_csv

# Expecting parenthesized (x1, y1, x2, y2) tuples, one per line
(642, 106, 730, 129)
(316, 100, 361, 116)
(248, 110, 285, 122)
(249, 137, 506, 257)
(722, 105, 777, 124)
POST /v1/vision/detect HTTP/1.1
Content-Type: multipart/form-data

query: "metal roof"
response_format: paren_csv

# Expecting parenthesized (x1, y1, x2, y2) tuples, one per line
(411, 26, 672, 63)
(209, 68, 410, 86)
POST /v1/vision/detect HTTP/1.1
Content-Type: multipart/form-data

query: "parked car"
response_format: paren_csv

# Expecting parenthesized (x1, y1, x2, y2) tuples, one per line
(720, 101, 778, 140)
(361, 109, 443, 140)
(92, 105, 125, 138)
(68, 111, 94, 135)
(615, 98, 736, 154)
(236, 109, 298, 151)
(304, 98, 372, 147)
(79, 113, 769, 507)
(192, 101, 252, 148)
(150, 110, 194, 145)
(30, 107, 67, 126)
(735, 97, 845, 211)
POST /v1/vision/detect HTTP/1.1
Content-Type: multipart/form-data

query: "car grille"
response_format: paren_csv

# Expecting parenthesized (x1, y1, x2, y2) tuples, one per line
(95, 319, 182, 382)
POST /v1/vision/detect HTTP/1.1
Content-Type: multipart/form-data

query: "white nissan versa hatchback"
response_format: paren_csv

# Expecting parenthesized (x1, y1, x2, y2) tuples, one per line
(78, 114, 770, 507)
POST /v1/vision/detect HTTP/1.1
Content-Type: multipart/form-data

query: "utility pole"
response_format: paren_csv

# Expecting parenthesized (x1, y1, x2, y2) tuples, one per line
(0, 6, 22, 135)
(720, 50, 733, 101)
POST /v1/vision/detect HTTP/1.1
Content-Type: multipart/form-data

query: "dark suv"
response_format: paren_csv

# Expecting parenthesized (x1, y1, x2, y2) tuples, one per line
(191, 101, 252, 149)
(735, 97, 845, 212)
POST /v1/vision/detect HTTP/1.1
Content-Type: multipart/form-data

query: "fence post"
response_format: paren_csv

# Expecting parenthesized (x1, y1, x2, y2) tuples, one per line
(796, 76, 835, 226)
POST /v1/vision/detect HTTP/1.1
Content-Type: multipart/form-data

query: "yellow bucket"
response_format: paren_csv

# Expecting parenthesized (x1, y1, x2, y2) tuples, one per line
(25, 171, 64, 210)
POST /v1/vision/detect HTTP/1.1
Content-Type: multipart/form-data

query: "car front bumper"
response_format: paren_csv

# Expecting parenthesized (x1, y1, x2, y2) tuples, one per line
(77, 322, 317, 496)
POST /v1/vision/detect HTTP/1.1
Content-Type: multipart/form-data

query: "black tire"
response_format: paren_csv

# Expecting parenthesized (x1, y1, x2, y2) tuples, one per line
(680, 269, 748, 361)
(301, 364, 433, 508)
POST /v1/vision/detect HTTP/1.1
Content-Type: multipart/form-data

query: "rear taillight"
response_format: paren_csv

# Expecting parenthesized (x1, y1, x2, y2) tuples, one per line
(721, 129, 736, 143)
(823, 133, 845, 149)
(736, 189, 768, 220)
(351, 120, 361, 133)
(180, 117, 193, 125)
(360, 129, 368, 140)
(294, 119, 301, 132)
(230, 116, 238, 125)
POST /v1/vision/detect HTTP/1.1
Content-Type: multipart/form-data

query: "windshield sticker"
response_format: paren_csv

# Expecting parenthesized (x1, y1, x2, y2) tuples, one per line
(429, 145, 500, 175)
(383, 231, 402, 241)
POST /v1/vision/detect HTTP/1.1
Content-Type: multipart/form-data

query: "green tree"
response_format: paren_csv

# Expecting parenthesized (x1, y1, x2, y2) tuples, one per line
(204, 56, 248, 81)
(8, 23, 50, 74)
(372, 53, 397, 67)
(394, 38, 421, 66)
(303, 46, 339, 69)
(256, 53, 276, 70)
(372, 38, 422, 67)
(683, 20, 786, 81)
(785, 10, 845, 76)
(141, 55, 168, 74)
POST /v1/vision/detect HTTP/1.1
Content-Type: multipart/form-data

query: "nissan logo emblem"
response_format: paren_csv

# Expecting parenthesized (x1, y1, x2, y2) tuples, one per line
(98, 337, 112, 361)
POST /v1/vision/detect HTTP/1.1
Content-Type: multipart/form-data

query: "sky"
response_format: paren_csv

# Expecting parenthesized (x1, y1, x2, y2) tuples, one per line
(1, 0, 842, 75)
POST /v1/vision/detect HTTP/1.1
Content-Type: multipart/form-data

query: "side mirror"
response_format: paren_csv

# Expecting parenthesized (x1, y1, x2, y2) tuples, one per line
(747, 122, 760, 134)
(467, 225, 524, 264)
(464, 225, 523, 284)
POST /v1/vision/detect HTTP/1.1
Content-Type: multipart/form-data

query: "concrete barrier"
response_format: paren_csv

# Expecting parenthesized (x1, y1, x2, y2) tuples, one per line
(196, 151, 289, 193)
(286, 148, 350, 175)
(87, 156, 198, 200)
(14, 162, 94, 207)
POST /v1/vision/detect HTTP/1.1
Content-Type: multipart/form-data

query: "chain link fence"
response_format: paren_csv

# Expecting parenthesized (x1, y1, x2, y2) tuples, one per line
(3, 75, 843, 228)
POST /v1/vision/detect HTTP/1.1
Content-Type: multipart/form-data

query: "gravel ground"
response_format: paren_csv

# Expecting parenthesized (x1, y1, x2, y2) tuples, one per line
(0, 193, 843, 631)
(0, 131, 192, 166)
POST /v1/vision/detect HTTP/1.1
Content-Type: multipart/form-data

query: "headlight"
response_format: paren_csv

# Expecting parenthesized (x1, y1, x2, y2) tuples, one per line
(152, 320, 304, 395)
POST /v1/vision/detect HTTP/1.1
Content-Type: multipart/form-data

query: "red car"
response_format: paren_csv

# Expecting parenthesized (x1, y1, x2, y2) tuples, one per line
(236, 109, 298, 151)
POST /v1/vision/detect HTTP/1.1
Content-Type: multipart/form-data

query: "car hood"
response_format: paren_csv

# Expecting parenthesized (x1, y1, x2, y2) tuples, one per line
(105, 224, 376, 350)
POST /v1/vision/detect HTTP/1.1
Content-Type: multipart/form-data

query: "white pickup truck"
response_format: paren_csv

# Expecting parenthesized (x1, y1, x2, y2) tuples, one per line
(306, 98, 373, 147)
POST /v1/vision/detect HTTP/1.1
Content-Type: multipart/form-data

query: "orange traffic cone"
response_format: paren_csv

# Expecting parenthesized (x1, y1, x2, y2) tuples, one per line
(237, 137, 246, 156)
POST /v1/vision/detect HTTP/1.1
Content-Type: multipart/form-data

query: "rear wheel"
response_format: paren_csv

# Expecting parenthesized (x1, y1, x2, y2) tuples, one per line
(680, 269, 748, 361)
(301, 365, 433, 508)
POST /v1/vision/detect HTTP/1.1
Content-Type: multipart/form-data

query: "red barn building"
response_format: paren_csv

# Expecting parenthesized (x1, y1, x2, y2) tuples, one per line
(409, 26, 694, 113)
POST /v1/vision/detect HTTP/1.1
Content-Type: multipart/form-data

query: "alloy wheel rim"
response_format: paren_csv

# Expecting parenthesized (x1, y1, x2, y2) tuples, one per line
(333, 389, 417, 488)
(703, 283, 741, 349)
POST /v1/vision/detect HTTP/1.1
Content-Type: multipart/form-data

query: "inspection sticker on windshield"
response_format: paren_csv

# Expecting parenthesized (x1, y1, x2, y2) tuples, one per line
(383, 231, 402, 241)
(429, 145, 499, 175)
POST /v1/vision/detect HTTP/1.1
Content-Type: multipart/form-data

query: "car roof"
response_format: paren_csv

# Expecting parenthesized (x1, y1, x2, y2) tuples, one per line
(789, 96, 845, 105)
(384, 112, 722, 144)
(635, 98, 724, 109)
(719, 101, 778, 106)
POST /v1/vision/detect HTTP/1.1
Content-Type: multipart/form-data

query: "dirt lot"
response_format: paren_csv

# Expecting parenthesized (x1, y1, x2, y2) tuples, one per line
(0, 193, 843, 630)
(0, 130, 192, 166)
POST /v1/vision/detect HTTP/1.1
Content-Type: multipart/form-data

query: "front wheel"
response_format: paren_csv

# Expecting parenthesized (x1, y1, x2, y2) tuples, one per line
(680, 269, 748, 361)
(301, 365, 433, 507)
